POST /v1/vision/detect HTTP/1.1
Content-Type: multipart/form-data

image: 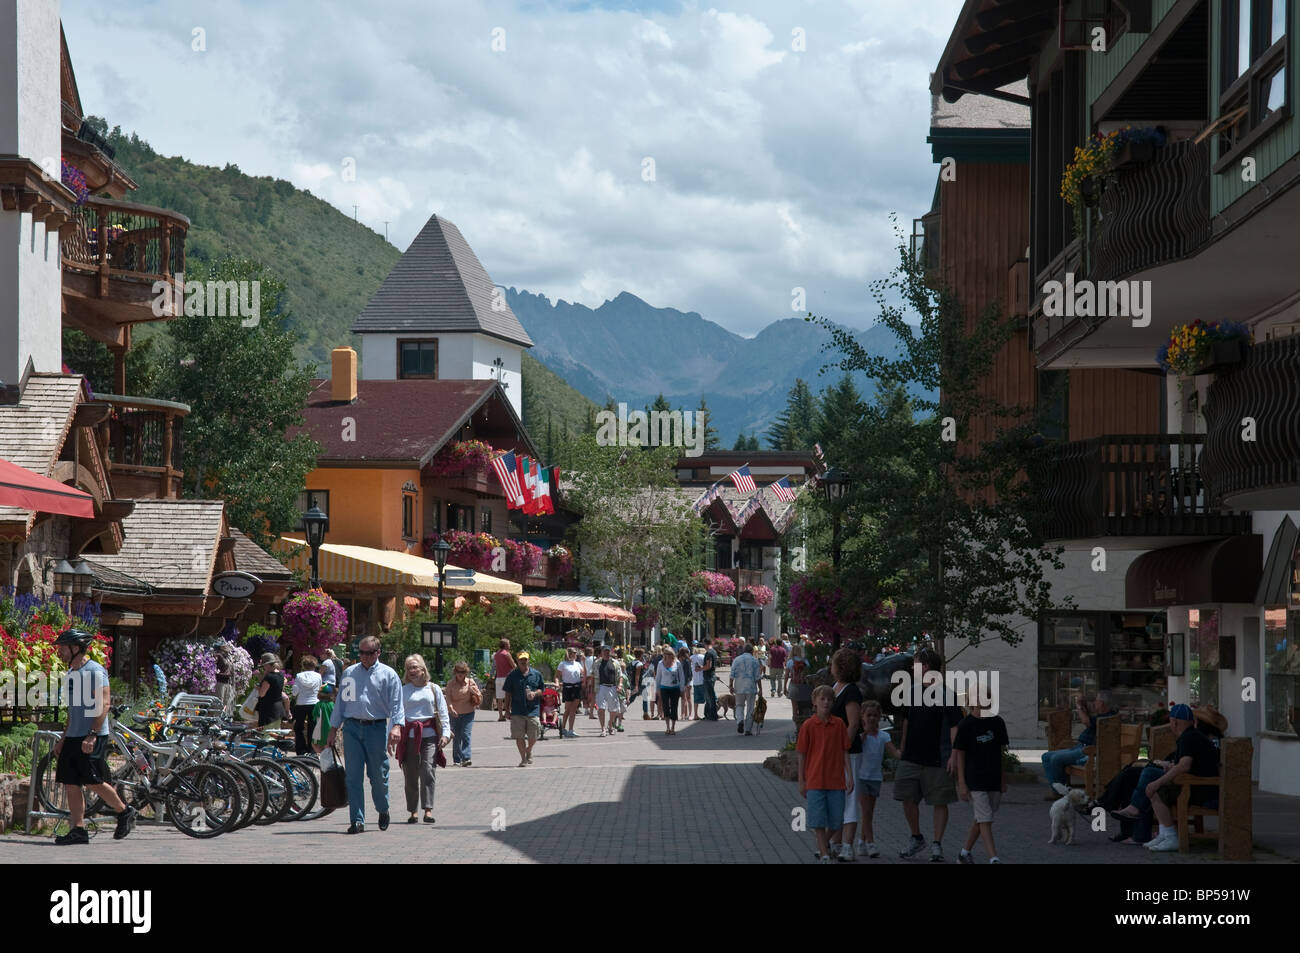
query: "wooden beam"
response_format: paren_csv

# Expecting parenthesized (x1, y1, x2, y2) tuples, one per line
(964, 15, 1053, 53)
(954, 37, 1044, 79)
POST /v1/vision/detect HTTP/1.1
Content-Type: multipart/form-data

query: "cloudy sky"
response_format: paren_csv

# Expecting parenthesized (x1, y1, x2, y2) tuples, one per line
(62, 0, 965, 337)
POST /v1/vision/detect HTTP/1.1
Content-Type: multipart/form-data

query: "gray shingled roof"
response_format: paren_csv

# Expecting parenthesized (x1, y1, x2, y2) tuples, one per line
(351, 213, 534, 347)
(930, 80, 1029, 129)
(91, 499, 225, 593)
(0, 374, 82, 523)
(229, 528, 294, 579)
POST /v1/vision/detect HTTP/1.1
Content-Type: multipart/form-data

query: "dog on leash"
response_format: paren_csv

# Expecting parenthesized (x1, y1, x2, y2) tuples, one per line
(715, 693, 735, 719)
(1048, 782, 1092, 845)
(751, 695, 767, 734)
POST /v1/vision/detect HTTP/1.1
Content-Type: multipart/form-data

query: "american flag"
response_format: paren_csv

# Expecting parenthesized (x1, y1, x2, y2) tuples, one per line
(491, 451, 524, 508)
(693, 481, 721, 514)
(771, 476, 796, 503)
(728, 465, 757, 493)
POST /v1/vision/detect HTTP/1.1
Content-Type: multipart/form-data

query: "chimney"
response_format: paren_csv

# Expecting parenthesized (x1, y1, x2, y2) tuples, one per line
(331, 346, 357, 402)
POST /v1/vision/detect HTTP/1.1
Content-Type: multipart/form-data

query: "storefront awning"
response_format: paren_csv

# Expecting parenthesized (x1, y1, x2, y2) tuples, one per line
(517, 595, 634, 622)
(1125, 535, 1262, 609)
(1256, 516, 1299, 606)
(272, 537, 523, 595)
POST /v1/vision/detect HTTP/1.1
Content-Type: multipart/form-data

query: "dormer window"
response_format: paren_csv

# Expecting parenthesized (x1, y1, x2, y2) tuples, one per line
(398, 339, 438, 380)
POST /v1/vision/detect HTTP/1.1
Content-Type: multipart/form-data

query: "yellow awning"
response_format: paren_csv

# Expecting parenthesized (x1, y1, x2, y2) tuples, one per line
(272, 538, 523, 595)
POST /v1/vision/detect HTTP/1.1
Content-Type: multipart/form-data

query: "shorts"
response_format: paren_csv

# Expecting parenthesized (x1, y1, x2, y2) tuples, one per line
(55, 735, 111, 786)
(495, 677, 507, 700)
(969, 790, 1002, 823)
(510, 715, 540, 742)
(855, 779, 883, 798)
(562, 683, 582, 703)
(693, 684, 706, 704)
(893, 760, 957, 805)
(596, 685, 621, 711)
(806, 789, 845, 830)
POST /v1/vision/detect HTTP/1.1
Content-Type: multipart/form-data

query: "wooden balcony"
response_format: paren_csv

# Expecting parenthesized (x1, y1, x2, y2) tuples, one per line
(1043, 434, 1251, 541)
(97, 395, 189, 499)
(60, 196, 190, 347)
(438, 464, 495, 496)
(1204, 336, 1300, 509)
(725, 567, 764, 594)
(1088, 139, 1211, 285)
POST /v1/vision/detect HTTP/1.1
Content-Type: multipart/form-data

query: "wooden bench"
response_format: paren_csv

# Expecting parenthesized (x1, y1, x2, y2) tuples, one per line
(1064, 714, 1122, 798)
(1174, 736, 1253, 860)
(1148, 722, 1173, 762)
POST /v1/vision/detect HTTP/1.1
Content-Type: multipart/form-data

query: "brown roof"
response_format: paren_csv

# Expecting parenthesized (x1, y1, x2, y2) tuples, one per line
(0, 374, 83, 524)
(91, 499, 225, 593)
(229, 528, 294, 580)
(297, 378, 534, 465)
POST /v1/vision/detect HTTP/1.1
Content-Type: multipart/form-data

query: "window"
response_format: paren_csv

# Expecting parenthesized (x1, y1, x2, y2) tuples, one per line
(295, 490, 330, 531)
(480, 508, 492, 533)
(402, 488, 417, 541)
(447, 503, 473, 532)
(1217, 0, 1289, 164)
(1188, 608, 1221, 708)
(397, 339, 437, 380)
(1265, 609, 1300, 732)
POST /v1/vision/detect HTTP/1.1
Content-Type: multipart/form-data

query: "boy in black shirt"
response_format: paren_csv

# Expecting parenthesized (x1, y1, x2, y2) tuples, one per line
(953, 697, 1009, 864)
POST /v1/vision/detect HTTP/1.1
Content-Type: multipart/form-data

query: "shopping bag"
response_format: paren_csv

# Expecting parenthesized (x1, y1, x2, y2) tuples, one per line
(239, 688, 259, 722)
(318, 743, 347, 810)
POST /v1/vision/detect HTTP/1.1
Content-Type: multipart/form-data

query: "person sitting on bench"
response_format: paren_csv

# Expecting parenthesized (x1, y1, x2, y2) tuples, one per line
(1041, 690, 1117, 792)
(1110, 704, 1218, 852)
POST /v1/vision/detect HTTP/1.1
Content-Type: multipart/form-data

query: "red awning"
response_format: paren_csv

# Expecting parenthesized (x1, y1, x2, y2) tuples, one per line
(0, 457, 94, 518)
(517, 595, 635, 622)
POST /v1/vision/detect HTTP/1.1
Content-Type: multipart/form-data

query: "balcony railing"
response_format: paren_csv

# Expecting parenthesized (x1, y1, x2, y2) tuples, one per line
(427, 463, 495, 496)
(1088, 139, 1211, 284)
(61, 196, 188, 284)
(98, 394, 189, 500)
(1204, 335, 1300, 509)
(1043, 434, 1251, 540)
(725, 567, 764, 594)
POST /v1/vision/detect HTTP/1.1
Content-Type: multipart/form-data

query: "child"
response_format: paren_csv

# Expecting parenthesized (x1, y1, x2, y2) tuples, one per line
(853, 699, 901, 859)
(797, 684, 853, 863)
(953, 696, 1009, 864)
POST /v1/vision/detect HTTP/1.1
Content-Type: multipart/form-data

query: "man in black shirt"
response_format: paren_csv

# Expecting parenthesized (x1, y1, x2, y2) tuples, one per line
(894, 648, 962, 862)
(1143, 703, 1220, 852)
(701, 638, 719, 720)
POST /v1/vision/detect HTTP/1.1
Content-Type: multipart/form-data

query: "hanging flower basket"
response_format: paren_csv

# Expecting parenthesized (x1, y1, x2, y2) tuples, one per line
(547, 545, 573, 577)
(426, 530, 499, 572)
(740, 584, 774, 606)
(691, 570, 735, 599)
(1156, 320, 1251, 377)
(280, 588, 349, 660)
(424, 439, 497, 477)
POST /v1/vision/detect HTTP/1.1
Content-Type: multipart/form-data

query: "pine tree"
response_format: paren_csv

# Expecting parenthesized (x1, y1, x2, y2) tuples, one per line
(732, 432, 748, 451)
(697, 398, 721, 450)
(815, 374, 868, 462)
(767, 379, 818, 450)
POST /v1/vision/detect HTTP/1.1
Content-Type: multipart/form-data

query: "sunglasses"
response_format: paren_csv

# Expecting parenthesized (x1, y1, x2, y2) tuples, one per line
(360, 650, 379, 657)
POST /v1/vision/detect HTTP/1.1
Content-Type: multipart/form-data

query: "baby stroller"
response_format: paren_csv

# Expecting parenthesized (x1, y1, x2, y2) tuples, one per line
(538, 686, 562, 740)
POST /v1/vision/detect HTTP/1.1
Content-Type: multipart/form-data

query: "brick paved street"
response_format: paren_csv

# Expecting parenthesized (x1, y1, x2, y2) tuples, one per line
(0, 699, 1287, 864)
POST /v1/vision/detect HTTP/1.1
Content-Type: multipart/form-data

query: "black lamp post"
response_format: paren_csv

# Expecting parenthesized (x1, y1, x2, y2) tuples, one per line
(302, 498, 328, 590)
(432, 539, 452, 625)
(820, 466, 853, 650)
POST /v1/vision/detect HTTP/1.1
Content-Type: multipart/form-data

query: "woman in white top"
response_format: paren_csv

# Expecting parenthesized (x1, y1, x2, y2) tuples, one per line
(754, 638, 769, 699)
(290, 656, 323, 755)
(399, 655, 451, 824)
(556, 647, 585, 738)
(655, 646, 684, 735)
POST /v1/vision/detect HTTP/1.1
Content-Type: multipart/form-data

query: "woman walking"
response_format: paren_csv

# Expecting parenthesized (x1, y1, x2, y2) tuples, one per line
(655, 646, 684, 735)
(828, 647, 864, 861)
(255, 653, 286, 728)
(445, 662, 481, 766)
(399, 655, 450, 824)
(557, 648, 585, 738)
(755, 637, 769, 699)
(290, 655, 322, 755)
(676, 645, 694, 720)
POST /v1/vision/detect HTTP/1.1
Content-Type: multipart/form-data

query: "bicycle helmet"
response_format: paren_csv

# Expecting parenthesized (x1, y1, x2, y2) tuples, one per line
(54, 627, 95, 647)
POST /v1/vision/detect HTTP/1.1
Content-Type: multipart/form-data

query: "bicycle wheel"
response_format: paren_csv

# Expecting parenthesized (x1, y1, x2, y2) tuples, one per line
(249, 759, 294, 825)
(277, 757, 318, 820)
(164, 765, 240, 839)
(220, 759, 264, 830)
(33, 753, 68, 815)
(294, 755, 334, 822)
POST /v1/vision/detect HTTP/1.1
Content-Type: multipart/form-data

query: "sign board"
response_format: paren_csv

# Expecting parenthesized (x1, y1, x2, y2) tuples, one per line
(212, 572, 260, 599)
(421, 622, 458, 649)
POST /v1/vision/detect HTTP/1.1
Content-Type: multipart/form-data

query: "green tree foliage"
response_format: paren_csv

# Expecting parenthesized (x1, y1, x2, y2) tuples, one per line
(697, 398, 721, 451)
(767, 379, 818, 450)
(386, 600, 536, 678)
(61, 328, 162, 396)
(807, 236, 1063, 654)
(520, 352, 597, 452)
(153, 257, 320, 547)
(814, 374, 867, 462)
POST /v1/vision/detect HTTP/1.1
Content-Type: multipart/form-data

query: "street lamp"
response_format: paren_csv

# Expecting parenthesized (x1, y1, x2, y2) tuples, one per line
(432, 538, 452, 625)
(70, 558, 96, 603)
(47, 558, 76, 601)
(302, 498, 328, 590)
(820, 467, 853, 650)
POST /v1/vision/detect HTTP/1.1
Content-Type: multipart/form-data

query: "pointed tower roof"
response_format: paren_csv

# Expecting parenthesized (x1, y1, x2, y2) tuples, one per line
(351, 213, 533, 347)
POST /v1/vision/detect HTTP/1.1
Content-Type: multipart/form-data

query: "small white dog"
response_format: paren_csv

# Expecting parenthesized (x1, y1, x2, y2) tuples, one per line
(1048, 782, 1091, 845)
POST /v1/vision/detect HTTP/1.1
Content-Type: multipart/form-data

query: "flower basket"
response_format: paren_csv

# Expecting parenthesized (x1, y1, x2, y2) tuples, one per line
(739, 584, 774, 606)
(690, 570, 735, 599)
(1193, 337, 1248, 376)
(280, 589, 349, 661)
(1157, 320, 1252, 377)
(423, 439, 497, 478)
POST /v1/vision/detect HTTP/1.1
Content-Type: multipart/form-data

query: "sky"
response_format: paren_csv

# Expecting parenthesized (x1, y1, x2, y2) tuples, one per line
(62, 0, 966, 337)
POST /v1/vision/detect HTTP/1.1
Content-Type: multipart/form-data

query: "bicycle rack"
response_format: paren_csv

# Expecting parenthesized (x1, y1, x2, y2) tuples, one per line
(25, 730, 69, 835)
(165, 693, 224, 723)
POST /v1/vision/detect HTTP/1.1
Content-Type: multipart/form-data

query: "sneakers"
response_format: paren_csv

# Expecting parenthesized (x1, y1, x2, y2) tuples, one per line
(378, 812, 390, 831)
(744, 731, 752, 736)
(518, 758, 528, 767)
(113, 806, 136, 840)
(836, 842, 855, 862)
(958, 849, 974, 864)
(346, 823, 365, 834)
(819, 853, 833, 864)
(989, 857, 1002, 864)
(899, 835, 926, 859)
(55, 826, 90, 846)
(1145, 832, 1180, 852)
(526, 753, 534, 764)
(599, 729, 608, 737)
(863, 841, 880, 858)
(930, 841, 944, 863)
(462, 759, 472, 766)
(737, 724, 745, 734)
(615, 724, 624, 732)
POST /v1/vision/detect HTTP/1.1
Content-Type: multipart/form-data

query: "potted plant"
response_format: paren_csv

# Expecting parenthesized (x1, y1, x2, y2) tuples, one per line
(1156, 320, 1252, 377)
(1112, 125, 1167, 167)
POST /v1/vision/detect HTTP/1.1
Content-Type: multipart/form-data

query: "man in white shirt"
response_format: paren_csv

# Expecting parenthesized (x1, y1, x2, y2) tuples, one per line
(729, 642, 763, 736)
(690, 645, 706, 719)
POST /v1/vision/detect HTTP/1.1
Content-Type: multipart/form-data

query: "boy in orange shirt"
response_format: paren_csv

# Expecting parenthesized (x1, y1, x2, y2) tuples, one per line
(797, 684, 853, 863)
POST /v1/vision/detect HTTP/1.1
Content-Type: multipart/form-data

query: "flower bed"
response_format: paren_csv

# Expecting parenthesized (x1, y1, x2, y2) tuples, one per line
(0, 592, 111, 678)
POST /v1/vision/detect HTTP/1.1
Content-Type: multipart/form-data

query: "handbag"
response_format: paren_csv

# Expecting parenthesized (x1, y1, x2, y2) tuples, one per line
(318, 741, 348, 810)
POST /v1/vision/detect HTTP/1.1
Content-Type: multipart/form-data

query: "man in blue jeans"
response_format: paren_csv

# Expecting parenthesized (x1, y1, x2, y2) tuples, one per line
(1041, 690, 1116, 796)
(322, 635, 405, 834)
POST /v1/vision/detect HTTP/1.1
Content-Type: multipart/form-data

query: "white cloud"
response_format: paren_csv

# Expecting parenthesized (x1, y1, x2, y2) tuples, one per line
(62, 0, 967, 336)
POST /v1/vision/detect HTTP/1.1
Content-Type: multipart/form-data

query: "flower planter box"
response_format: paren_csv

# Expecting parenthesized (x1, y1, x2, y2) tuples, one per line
(1192, 338, 1249, 376)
